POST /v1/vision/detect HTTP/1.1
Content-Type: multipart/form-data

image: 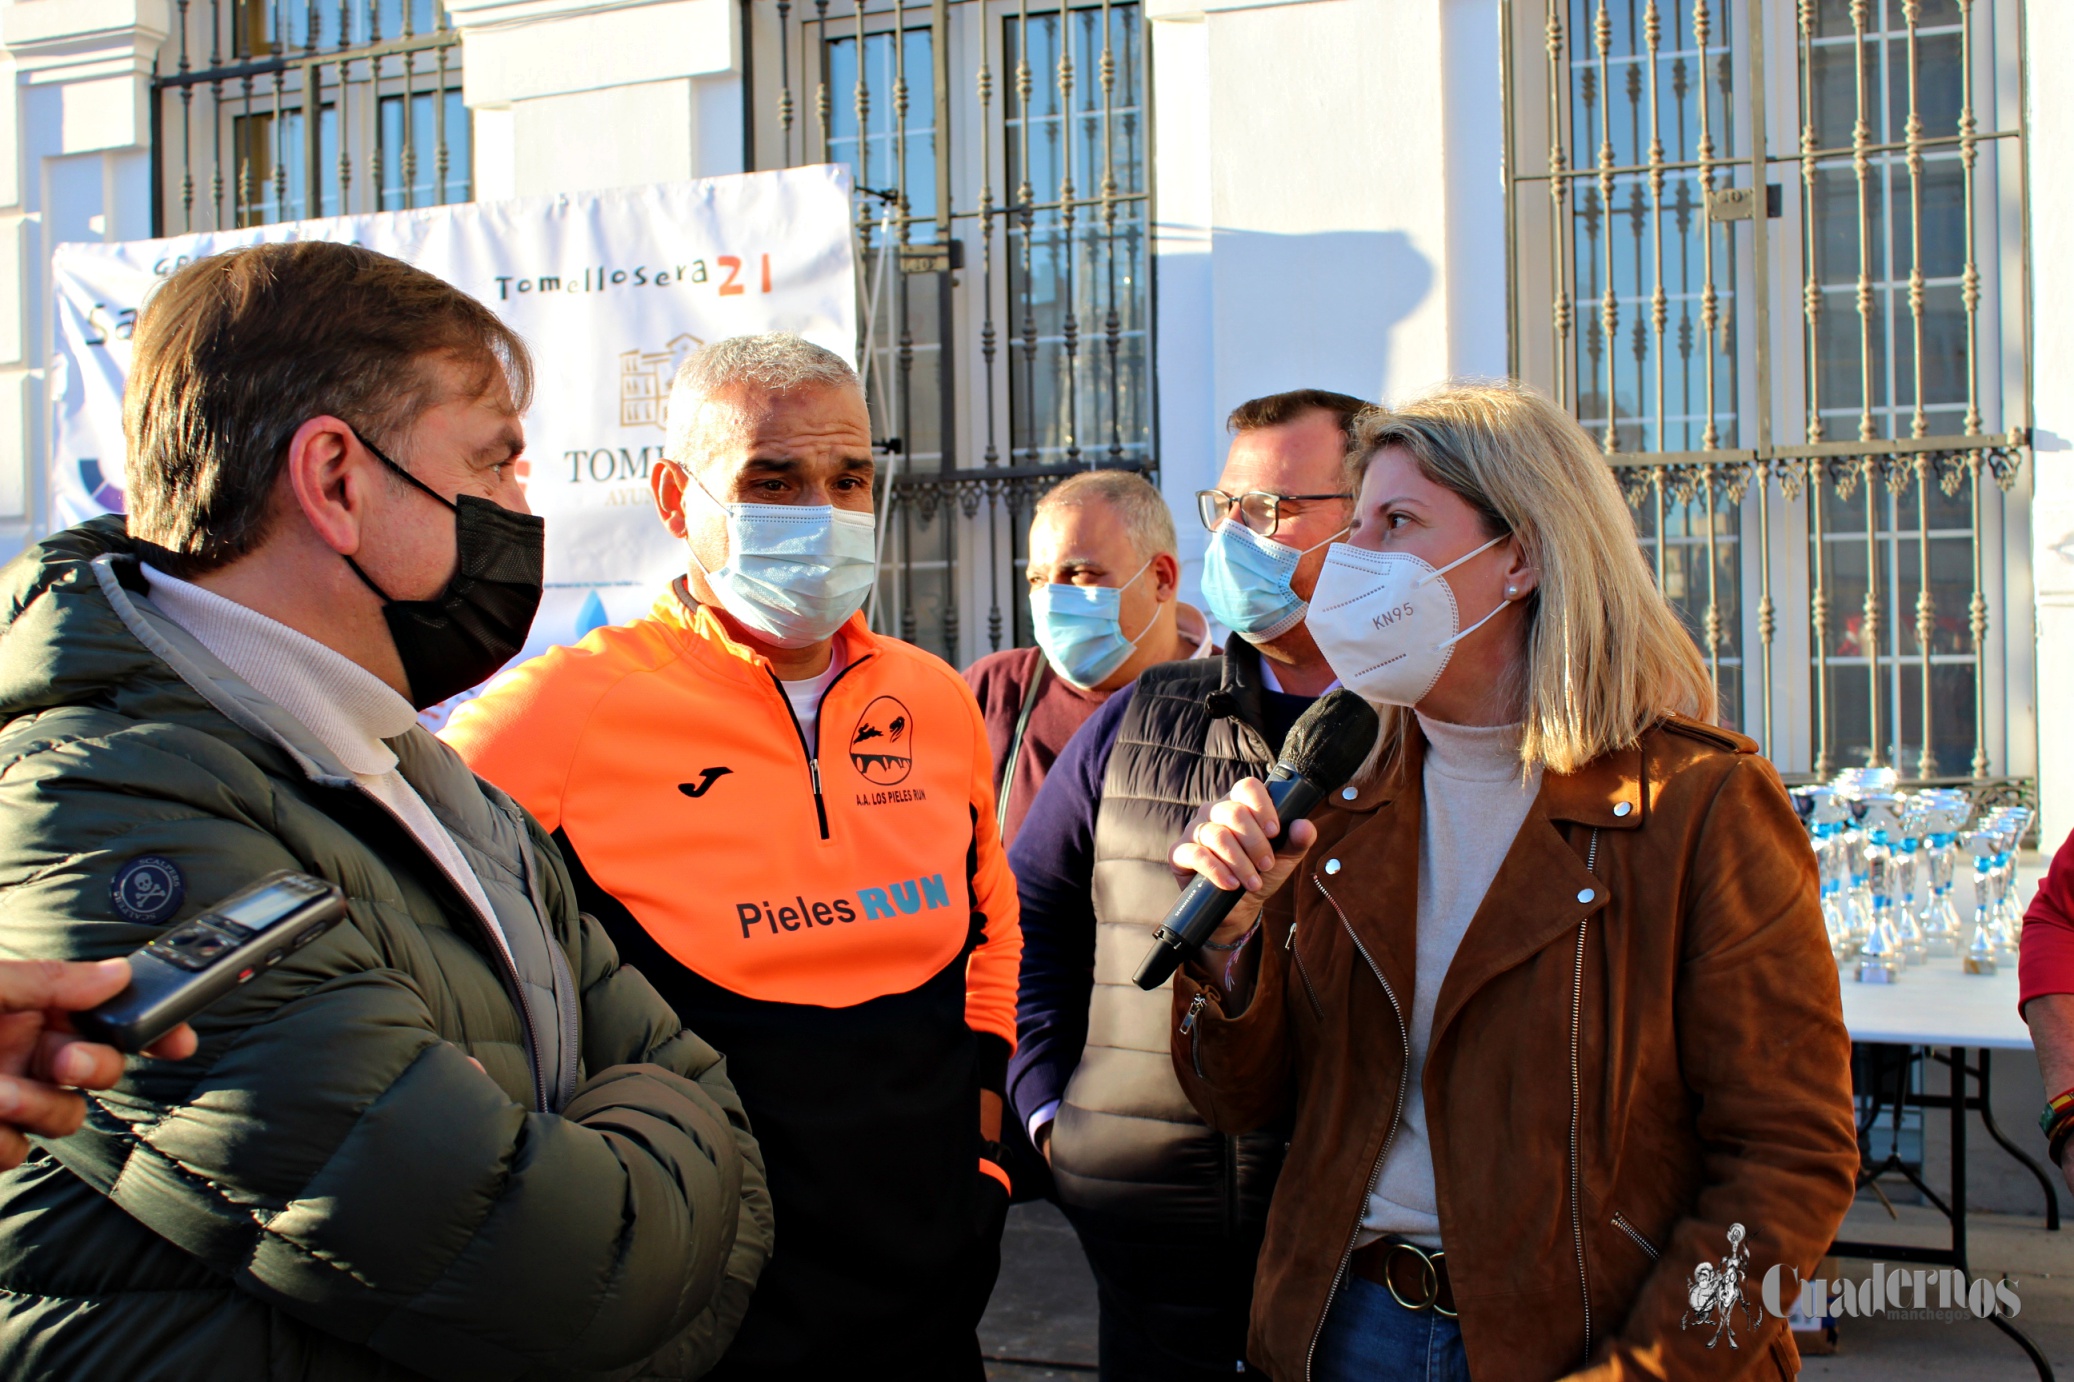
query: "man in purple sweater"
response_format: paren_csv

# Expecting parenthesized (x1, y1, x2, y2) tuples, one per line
(964, 470, 1213, 850)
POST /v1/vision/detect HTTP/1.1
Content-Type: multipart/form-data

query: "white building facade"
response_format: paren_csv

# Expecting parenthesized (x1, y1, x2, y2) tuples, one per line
(0, 0, 2066, 849)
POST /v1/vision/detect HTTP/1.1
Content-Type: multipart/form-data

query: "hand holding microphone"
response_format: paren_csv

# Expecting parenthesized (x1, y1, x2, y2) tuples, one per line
(1169, 780, 1318, 944)
(1135, 691, 1379, 990)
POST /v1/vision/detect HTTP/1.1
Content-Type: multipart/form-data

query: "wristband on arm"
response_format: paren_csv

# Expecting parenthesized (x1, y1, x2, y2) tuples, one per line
(2039, 1087, 2074, 1167)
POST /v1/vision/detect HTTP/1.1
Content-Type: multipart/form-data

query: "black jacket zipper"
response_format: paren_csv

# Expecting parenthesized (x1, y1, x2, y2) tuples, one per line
(766, 654, 873, 841)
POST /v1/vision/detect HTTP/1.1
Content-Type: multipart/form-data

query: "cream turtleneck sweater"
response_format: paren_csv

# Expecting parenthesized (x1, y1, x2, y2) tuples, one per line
(1358, 712, 1543, 1249)
(141, 564, 505, 959)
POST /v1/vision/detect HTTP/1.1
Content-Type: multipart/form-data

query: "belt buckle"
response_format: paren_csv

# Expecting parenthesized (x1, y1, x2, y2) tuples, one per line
(1381, 1240, 1458, 1318)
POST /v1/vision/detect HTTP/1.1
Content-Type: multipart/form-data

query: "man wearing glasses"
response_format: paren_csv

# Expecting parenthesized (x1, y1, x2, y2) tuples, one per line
(1007, 389, 1367, 1379)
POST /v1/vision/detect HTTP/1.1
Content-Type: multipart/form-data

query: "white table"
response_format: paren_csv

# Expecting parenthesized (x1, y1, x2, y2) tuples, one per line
(1838, 957, 2034, 1049)
(1829, 920, 2057, 1381)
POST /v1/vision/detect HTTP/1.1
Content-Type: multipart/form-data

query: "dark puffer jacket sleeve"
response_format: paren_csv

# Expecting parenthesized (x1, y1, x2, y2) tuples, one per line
(559, 899, 774, 1382)
(0, 722, 762, 1382)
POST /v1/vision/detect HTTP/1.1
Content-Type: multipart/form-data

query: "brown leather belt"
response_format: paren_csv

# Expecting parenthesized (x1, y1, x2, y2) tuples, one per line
(1351, 1236, 1457, 1317)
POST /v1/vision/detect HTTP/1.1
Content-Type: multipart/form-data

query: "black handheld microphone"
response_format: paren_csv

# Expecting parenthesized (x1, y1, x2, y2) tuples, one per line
(1132, 690, 1381, 991)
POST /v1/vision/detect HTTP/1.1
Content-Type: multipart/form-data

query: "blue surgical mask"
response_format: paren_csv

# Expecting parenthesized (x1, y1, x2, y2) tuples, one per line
(1030, 560, 1155, 689)
(1199, 519, 1348, 643)
(688, 475, 878, 648)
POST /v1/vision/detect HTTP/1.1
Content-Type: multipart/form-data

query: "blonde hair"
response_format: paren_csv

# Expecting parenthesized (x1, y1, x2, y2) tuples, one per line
(1349, 380, 1715, 778)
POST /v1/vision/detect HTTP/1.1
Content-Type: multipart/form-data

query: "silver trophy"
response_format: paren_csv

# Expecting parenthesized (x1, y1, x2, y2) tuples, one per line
(1833, 769, 1896, 950)
(1860, 798, 1924, 967)
(1796, 786, 1854, 964)
(1963, 828, 2000, 975)
(1987, 807, 2034, 958)
(1916, 789, 1973, 956)
(1851, 788, 1903, 984)
(1855, 900, 1903, 984)
(1840, 802, 1874, 951)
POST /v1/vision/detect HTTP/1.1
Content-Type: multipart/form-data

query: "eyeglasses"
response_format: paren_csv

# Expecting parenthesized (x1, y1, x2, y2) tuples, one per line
(1195, 488, 1351, 539)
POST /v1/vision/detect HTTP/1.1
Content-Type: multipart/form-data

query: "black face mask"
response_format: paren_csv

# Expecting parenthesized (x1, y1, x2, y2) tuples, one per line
(344, 433, 545, 710)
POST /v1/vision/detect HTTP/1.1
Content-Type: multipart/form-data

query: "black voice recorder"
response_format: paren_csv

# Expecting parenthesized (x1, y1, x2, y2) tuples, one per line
(75, 871, 346, 1053)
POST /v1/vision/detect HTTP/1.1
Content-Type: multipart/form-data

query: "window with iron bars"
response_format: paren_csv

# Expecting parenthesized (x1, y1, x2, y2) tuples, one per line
(750, 0, 1153, 668)
(1502, 0, 2032, 797)
(152, 0, 470, 233)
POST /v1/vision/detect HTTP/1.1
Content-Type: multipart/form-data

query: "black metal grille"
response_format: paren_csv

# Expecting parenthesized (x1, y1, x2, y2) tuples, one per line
(750, 0, 1155, 666)
(1503, 0, 2032, 789)
(150, 0, 468, 234)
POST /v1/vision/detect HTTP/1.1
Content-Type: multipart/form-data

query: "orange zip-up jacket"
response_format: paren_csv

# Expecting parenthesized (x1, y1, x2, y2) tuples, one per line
(442, 584, 1022, 1366)
(442, 586, 1019, 1046)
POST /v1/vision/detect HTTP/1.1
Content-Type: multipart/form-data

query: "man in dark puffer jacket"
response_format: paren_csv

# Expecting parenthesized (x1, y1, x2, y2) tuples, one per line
(0, 242, 771, 1380)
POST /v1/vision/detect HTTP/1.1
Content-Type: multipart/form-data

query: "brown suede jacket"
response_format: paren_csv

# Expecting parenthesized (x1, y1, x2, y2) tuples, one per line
(1172, 717, 1859, 1381)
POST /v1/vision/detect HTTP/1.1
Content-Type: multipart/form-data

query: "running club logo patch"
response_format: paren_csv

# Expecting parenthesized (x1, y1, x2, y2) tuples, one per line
(849, 696, 914, 785)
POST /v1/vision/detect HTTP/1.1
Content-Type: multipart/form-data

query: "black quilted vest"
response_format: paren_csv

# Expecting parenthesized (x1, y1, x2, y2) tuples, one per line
(1047, 639, 1289, 1235)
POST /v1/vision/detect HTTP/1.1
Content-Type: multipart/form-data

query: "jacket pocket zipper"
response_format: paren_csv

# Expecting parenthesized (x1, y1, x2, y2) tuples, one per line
(1286, 922, 1325, 1021)
(1179, 991, 1209, 1077)
(1611, 1211, 1661, 1261)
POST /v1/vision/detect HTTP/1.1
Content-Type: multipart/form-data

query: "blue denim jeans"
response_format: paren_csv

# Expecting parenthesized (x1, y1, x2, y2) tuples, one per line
(1312, 1275, 1471, 1382)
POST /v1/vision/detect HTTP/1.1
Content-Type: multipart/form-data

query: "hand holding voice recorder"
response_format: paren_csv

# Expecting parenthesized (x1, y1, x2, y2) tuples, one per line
(74, 871, 346, 1053)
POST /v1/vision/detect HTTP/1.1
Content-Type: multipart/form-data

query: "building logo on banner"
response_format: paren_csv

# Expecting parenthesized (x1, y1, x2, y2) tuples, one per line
(49, 167, 858, 723)
(620, 336, 703, 430)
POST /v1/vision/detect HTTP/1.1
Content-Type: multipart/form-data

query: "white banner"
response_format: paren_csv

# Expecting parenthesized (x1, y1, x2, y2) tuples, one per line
(51, 165, 858, 674)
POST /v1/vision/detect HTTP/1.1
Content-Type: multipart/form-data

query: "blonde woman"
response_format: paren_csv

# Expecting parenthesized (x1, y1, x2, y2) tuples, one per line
(1167, 383, 1857, 1381)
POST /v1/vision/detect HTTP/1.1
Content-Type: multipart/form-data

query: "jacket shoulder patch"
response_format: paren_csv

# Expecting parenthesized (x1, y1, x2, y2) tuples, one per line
(111, 855, 185, 923)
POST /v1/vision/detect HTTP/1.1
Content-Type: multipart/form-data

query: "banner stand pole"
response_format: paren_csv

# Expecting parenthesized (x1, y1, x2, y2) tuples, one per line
(859, 194, 898, 632)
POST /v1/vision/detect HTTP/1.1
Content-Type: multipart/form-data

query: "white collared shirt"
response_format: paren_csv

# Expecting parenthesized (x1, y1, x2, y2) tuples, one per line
(142, 565, 505, 955)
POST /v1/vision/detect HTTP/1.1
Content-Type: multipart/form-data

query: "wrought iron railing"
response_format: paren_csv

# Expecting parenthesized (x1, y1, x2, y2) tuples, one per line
(751, 0, 1155, 667)
(150, 0, 468, 234)
(1502, 0, 2033, 788)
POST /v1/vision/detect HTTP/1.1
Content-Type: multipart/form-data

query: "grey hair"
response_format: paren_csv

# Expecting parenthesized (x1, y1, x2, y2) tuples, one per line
(1034, 470, 1178, 561)
(665, 332, 863, 462)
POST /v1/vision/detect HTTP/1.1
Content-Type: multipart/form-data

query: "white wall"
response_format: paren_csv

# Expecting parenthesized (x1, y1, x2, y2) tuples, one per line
(0, 0, 745, 566)
(2029, 1, 2073, 854)
(1147, 0, 1507, 596)
(0, 0, 166, 564)
(450, 0, 743, 197)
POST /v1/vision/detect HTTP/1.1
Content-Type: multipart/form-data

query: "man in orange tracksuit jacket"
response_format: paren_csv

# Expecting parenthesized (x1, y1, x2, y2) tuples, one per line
(444, 334, 1020, 1381)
